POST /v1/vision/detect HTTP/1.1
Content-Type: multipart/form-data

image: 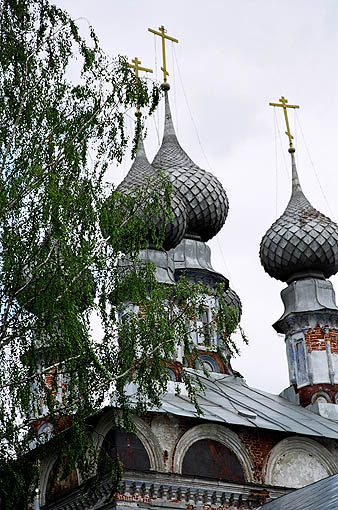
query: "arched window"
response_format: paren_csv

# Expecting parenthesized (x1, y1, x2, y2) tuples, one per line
(311, 391, 331, 404)
(99, 429, 150, 473)
(182, 439, 245, 482)
(197, 354, 221, 373)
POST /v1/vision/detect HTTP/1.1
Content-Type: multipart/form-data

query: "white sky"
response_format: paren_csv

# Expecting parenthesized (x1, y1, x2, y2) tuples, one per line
(54, 0, 338, 394)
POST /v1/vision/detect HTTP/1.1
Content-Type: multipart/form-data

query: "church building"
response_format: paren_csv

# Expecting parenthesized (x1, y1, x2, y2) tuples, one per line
(38, 29, 338, 510)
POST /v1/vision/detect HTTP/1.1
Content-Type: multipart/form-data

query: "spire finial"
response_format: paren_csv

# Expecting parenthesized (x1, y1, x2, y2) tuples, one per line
(163, 90, 176, 138)
(269, 96, 299, 151)
(128, 57, 153, 113)
(290, 150, 301, 194)
(148, 25, 178, 84)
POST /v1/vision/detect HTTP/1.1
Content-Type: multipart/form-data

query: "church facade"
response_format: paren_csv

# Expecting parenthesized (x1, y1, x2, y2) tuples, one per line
(37, 83, 338, 510)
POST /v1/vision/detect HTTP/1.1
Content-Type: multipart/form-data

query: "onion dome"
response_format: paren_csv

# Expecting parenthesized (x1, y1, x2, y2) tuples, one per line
(224, 286, 242, 322)
(152, 91, 228, 242)
(117, 138, 187, 250)
(260, 151, 338, 283)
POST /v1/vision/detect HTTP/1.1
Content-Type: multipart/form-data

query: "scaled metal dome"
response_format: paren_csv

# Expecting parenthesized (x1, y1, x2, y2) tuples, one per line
(117, 138, 187, 250)
(260, 152, 338, 282)
(224, 286, 242, 322)
(152, 91, 229, 242)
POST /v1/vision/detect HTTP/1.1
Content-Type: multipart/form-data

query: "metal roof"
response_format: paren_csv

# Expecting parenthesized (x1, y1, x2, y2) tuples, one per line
(259, 473, 338, 510)
(157, 373, 338, 439)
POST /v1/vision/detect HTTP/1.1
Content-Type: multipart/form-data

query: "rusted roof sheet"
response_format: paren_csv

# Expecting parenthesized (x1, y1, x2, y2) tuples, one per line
(259, 473, 338, 509)
(158, 373, 338, 439)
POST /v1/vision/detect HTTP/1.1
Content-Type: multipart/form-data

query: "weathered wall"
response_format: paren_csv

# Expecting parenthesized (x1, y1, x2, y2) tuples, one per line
(41, 410, 338, 507)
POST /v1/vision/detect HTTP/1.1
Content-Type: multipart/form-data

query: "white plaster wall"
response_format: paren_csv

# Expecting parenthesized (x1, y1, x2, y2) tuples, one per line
(332, 353, 338, 384)
(270, 451, 329, 488)
(309, 351, 330, 384)
(150, 415, 182, 472)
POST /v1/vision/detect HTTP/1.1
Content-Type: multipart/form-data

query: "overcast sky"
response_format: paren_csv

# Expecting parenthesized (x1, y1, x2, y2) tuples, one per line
(54, 0, 338, 394)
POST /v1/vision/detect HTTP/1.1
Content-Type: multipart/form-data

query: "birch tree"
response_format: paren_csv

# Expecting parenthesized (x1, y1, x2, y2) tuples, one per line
(0, 2, 242, 507)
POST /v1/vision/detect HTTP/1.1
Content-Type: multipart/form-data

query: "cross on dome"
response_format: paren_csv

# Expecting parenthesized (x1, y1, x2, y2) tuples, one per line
(148, 25, 178, 84)
(269, 95, 299, 151)
(128, 57, 153, 79)
(128, 56, 153, 114)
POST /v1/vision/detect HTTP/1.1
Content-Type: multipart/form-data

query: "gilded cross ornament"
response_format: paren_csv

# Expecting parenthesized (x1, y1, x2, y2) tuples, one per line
(148, 25, 178, 83)
(269, 96, 299, 151)
(128, 57, 153, 113)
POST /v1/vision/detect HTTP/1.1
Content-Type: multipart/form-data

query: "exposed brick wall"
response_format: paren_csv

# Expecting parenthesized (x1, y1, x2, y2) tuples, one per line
(237, 427, 284, 482)
(324, 329, 338, 354)
(305, 325, 338, 354)
(31, 416, 71, 435)
(295, 325, 338, 405)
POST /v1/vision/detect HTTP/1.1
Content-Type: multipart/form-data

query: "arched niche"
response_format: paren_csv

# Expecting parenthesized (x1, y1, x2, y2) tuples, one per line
(92, 410, 164, 472)
(40, 455, 80, 506)
(173, 423, 254, 482)
(45, 461, 79, 504)
(182, 438, 245, 482)
(264, 436, 338, 488)
(98, 429, 150, 473)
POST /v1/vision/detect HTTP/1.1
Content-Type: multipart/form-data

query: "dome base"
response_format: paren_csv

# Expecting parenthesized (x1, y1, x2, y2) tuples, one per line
(286, 270, 325, 285)
(273, 277, 338, 333)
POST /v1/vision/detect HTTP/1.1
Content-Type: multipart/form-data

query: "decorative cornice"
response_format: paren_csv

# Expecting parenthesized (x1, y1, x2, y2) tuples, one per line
(274, 310, 338, 335)
(42, 469, 292, 510)
(174, 268, 228, 287)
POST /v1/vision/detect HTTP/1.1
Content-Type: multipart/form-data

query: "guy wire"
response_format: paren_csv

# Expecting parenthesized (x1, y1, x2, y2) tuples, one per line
(171, 47, 235, 286)
(295, 110, 335, 221)
(171, 41, 178, 136)
(273, 108, 278, 218)
(172, 46, 213, 173)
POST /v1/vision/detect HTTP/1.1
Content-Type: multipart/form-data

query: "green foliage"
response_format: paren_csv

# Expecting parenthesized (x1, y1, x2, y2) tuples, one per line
(0, 1, 244, 508)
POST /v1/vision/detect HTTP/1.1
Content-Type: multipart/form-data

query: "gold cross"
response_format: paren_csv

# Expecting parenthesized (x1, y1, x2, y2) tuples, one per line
(269, 96, 300, 150)
(148, 25, 178, 83)
(128, 57, 153, 113)
(128, 57, 153, 79)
